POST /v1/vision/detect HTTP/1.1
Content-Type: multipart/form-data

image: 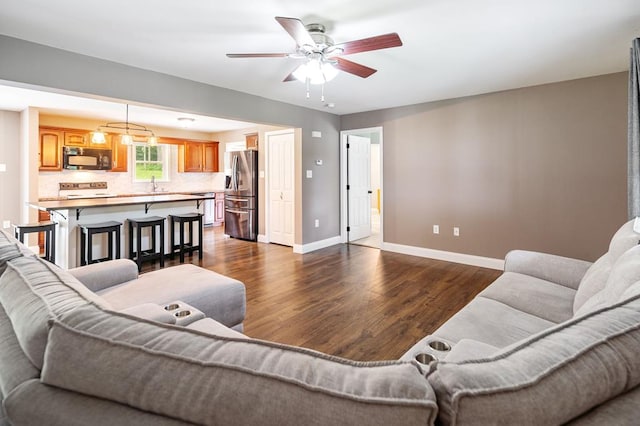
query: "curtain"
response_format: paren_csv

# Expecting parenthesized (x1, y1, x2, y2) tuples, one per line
(629, 38, 640, 219)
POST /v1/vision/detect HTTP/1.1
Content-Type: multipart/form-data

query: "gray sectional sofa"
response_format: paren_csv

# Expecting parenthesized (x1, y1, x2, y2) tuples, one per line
(2, 217, 640, 425)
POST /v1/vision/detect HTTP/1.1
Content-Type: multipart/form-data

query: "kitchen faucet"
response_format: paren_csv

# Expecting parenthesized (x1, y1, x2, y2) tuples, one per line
(151, 175, 158, 193)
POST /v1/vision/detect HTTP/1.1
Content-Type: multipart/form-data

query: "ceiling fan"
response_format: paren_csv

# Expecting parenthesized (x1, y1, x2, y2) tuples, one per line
(226, 16, 403, 85)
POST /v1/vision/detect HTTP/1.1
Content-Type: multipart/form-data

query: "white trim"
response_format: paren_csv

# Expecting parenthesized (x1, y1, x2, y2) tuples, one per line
(382, 242, 505, 270)
(340, 127, 384, 246)
(257, 233, 268, 243)
(293, 236, 342, 254)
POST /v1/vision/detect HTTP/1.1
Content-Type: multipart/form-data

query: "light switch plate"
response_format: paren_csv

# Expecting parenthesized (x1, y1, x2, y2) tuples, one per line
(0, 164, 6, 172)
(306, 170, 312, 178)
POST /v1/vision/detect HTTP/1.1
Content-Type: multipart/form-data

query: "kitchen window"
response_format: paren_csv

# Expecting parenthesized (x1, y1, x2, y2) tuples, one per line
(133, 143, 169, 182)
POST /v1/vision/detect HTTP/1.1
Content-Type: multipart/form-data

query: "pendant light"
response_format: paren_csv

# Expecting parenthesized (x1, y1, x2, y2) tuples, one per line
(92, 104, 158, 146)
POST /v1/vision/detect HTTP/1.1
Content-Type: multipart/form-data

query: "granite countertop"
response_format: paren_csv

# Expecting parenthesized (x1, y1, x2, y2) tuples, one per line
(38, 189, 227, 202)
(33, 193, 217, 211)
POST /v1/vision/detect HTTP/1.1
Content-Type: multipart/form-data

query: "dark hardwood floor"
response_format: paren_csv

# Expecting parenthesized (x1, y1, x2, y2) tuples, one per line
(143, 226, 501, 361)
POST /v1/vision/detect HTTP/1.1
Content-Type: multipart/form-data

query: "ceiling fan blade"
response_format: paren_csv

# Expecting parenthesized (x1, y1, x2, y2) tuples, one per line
(282, 72, 297, 82)
(333, 57, 377, 78)
(275, 16, 315, 47)
(333, 33, 402, 56)
(226, 53, 290, 58)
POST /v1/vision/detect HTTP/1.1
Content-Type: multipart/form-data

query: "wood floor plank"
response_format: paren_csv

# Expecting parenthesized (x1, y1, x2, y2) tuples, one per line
(144, 227, 501, 361)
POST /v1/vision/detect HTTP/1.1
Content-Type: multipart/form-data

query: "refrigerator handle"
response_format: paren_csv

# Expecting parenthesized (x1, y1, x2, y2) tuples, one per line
(232, 155, 239, 191)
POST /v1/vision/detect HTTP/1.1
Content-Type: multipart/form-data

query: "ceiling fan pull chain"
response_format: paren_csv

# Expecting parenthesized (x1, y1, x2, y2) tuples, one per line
(321, 83, 325, 102)
(306, 77, 310, 99)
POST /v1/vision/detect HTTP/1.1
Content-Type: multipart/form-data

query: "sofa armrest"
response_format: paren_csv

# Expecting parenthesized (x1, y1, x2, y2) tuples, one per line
(118, 303, 176, 325)
(68, 259, 139, 293)
(504, 250, 593, 290)
(443, 339, 499, 363)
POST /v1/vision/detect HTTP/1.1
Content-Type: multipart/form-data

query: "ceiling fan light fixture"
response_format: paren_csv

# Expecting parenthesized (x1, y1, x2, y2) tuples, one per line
(293, 58, 338, 85)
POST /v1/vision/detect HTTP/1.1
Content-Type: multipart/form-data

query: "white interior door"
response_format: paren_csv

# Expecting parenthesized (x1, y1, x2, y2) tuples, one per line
(268, 131, 295, 246)
(348, 135, 371, 241)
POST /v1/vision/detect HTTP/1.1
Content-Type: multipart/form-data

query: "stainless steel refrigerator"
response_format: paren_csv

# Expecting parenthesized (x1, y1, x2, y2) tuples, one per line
(224, 150, 258, 241)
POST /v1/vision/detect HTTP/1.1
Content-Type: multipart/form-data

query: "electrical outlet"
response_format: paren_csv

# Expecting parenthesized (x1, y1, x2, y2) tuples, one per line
(2, 220, 10, 229)
(315, 219, 319, 228)
(433, 225, 439, 234)
(453, 227, 460, 237)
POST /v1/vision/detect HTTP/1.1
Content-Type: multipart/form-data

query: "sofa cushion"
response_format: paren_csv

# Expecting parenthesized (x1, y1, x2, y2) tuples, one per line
(575, 245, 640, 317)
(607, 218, 640, 260)
(4, 379, 191, 426)
(573, 219, 640, 313)
(42, 304, 437, 426)
(0, 256, 111, 369)
(0, 243, 23, 276)
(428, 291, 640, 425)
(0, 302, 39, 400)
(98, 264, 246, 328)
(478, 272, 576, 323)
(431, 296, 555, 348)
(573, 253, 612, 313)
(186, 317, 247, 339)
(565, 385, 640, 426)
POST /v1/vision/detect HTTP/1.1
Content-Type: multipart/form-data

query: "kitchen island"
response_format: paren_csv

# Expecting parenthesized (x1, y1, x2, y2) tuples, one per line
(30, 193, 215, 269)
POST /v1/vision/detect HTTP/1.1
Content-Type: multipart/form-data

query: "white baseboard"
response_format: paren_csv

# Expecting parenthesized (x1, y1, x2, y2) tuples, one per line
(257, 234, 268, 243)
(382, 242, 504, 270)
(293, 236, 342, 254)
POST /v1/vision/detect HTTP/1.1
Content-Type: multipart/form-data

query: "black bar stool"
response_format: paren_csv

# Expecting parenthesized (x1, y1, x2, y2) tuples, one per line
(128, 216, 165, 271)
(169, 213, 204, 263)
(13, 221, 57, 263)
(79, 221, 122, 266)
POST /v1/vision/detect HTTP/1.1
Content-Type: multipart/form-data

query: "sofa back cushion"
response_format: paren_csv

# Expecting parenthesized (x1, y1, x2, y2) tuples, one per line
(0, 243, 24, 276)
(428, 290, 640, 425)
(0, 302, 39, 402)
(573, 219, 640, 313)
(42, 304, 437, 426)
(0, 256, 111, 369)
(574, 244, 640, 317)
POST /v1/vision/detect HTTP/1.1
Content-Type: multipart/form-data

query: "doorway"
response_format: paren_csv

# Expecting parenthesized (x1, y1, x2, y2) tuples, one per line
(340, 127, 383, 249)
(266, 129, 295, 247)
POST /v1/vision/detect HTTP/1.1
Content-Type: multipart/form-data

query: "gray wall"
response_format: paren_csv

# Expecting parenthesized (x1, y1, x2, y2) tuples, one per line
(0, 35, 341, 245)
(0, 111, 21, 228)
(342, 73, 628, 261)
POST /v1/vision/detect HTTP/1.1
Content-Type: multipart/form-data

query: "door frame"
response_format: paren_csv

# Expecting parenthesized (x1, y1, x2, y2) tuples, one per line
(264, 128, 296, 246)
(340, 127, 384, 245)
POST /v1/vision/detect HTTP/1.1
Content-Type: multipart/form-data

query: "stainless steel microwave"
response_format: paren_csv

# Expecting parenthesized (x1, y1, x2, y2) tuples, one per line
(62, 147, 112, 171)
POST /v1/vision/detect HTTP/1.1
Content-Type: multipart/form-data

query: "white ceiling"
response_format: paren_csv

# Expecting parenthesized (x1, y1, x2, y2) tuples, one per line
(0, 0, 639, 127)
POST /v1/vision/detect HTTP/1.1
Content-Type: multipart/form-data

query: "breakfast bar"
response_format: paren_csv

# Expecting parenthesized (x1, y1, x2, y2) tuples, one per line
(30, 193, 215, 269)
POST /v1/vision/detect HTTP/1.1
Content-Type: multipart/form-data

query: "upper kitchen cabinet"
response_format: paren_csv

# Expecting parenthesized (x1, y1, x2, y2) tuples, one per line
(178, 141, 219, 173)
(39, 128, 63, 171)
(63, 129, 110, 148)
(110, 134, 128, 172)
(246, 133, 258, 150)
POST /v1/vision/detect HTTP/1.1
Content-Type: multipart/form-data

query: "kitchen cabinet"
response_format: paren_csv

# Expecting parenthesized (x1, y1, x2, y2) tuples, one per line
(246, 133, 258, 150)
(110, 134, 128, 172)
(214, 192, 225, 225)
(178, 141, 219, 173)
(39, 128, 63, 171)
(63, 129, 111, 148)
(63, 130, 89, 146)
